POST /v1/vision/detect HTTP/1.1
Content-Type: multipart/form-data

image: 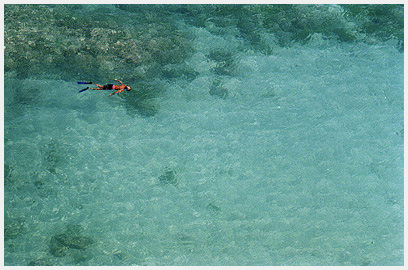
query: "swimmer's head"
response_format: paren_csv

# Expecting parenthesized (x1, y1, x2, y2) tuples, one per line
(125, 86, 131, 91)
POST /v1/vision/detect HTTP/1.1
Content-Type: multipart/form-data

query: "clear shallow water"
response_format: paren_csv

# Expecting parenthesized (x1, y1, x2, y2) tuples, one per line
(4, 4, 404, 266)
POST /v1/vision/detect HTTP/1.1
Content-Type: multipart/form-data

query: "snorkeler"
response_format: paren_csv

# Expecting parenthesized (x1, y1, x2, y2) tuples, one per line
(78, 79, 131, 97)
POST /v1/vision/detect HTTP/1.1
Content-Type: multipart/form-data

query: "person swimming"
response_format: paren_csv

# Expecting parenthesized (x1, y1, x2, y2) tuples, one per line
(78, 79, 131, 97)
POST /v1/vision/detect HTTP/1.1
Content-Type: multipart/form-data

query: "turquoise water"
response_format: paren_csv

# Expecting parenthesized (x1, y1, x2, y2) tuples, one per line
(4, 4, 404, 266)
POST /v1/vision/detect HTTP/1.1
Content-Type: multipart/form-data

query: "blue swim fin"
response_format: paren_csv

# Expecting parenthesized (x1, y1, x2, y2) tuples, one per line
(77, 82, 92, 84)
(79, 87, 89, 93)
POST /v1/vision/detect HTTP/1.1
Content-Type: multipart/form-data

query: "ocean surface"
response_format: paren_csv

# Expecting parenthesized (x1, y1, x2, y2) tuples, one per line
(4, 4, 404, 266)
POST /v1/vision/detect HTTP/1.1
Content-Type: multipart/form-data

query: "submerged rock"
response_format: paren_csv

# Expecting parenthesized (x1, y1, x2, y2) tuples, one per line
(49, 235, 69, 257)
(52, 234, 93, 250)
(209, 78, 228, 99)
(206, 202, 221, 213)
(158, 169, 178, 185)
(4, 217, 26, 240)
(49, 225, 94, 257)
(28, 258, 53, 266)
(208, 50, 236, 77)
(4, 163, 13, 185)
(41, 138, 62, 174)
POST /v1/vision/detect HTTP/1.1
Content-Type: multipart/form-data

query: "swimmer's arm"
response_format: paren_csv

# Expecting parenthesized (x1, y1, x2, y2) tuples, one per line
(114, 79, 124, 85)
(108, 89, 124, 97)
